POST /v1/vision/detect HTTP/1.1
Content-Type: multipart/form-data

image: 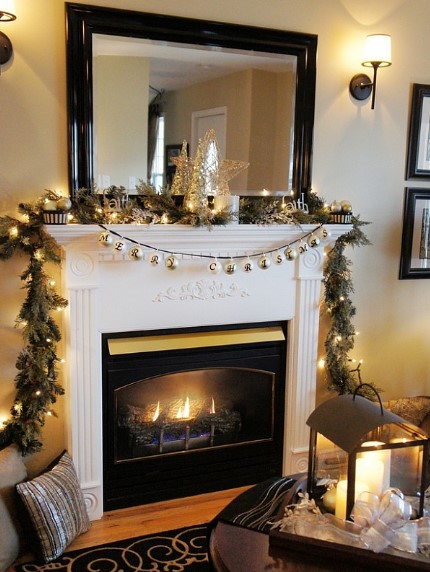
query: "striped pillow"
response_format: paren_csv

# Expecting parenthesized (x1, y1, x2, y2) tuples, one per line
(16, 451, 90, 562)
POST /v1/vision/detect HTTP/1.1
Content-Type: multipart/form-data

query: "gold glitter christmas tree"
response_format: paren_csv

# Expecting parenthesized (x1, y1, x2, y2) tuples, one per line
(185, 139, 207, 211)
(170, 140, 191, 196)
(179, 129, 249, 210)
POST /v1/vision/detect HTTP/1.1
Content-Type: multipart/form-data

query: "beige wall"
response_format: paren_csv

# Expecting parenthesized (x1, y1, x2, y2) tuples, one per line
(1, 0, 430, 474)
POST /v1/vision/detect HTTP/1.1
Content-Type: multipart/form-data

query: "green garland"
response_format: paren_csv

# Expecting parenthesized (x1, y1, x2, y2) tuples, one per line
(0, 187, 373, 454)
(0, 191, 68, 454)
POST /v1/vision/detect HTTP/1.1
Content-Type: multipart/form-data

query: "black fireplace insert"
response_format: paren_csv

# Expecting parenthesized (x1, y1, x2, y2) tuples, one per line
(102, 322, 287, 510)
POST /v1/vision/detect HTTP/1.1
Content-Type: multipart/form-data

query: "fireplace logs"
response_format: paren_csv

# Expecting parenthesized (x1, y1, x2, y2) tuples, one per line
(117, 398, 242, 457)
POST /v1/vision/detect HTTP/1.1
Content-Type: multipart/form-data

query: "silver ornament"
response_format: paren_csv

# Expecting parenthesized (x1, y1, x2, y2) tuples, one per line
(98, 231, 113, 246)
(298, 242, 309, 255)
(113, 239, 127, 252)
(223, 259, 237, 275)
(207, 259, 222, 274)
(165, 255, 179, 270)
(273, 251, 285, 265)
(128, 246, 144, 260)
(307, 234, 320, 248)
(258, 254, 271, 270)
(240, 258, 254, 273)
(149, 253, 161, 266)
(317, 226, 331, 241)
(285, 246, 298, 260)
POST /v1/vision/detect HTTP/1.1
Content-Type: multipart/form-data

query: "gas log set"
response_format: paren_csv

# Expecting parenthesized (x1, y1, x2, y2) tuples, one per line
(117, 395, 242, 457)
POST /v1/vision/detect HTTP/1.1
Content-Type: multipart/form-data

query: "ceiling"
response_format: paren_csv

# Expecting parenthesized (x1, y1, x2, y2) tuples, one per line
(93, 34, 296, 93)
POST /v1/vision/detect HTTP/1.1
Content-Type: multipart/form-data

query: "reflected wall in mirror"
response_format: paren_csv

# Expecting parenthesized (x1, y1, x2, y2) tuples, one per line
(66, 3, 317, 200)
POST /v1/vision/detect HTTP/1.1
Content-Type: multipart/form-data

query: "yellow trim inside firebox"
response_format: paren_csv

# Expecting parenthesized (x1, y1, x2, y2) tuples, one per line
(107, 326, 285, 355)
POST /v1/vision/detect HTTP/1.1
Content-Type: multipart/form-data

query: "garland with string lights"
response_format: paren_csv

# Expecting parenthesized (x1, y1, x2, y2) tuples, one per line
(0, 188, 373, 454)
(322, 219, 379, 399)
(0, 193, 68, 455)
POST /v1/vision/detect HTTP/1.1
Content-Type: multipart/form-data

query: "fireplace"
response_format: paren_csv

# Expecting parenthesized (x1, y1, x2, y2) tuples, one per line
(103, 323, 286, 509)
(47, 223, 348, 519)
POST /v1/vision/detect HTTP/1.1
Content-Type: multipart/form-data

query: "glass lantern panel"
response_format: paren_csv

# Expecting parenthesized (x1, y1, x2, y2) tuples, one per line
(390, 443, 423, 497)
(356, 429, 425, 500)
(315, 433, 348, 484)
(363, 423, 426, 444)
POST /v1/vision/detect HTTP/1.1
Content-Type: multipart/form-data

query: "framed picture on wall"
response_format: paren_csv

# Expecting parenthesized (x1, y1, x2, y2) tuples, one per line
(406, 84, 430, 179)
(399, 188, 430, 279)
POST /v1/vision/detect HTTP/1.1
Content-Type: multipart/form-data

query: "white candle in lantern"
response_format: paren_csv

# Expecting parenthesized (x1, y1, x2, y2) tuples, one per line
(359, 441, 391, 493)
(335, 479, 368, 520)
(355, 457, 384, 496)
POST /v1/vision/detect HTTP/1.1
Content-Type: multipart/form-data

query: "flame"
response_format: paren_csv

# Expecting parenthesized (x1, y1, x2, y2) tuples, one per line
(210, 397, 215, 414)
(176, 397, 190, 419)
(153, 401, 160, 422)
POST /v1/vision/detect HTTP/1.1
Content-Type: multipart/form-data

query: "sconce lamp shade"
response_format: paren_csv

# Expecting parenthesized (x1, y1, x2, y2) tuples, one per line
(306, 388, 429, 521)
(362, 34, 392, 67)
(350, 34, 392, 109)
(0, 0, 16, 21)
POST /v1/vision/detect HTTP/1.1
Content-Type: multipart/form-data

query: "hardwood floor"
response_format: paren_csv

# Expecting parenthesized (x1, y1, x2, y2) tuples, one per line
(11, 486, 250, 569)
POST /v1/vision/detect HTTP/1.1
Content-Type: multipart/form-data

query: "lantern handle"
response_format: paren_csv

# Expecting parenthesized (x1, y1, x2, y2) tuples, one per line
(353, 383, 384, 415)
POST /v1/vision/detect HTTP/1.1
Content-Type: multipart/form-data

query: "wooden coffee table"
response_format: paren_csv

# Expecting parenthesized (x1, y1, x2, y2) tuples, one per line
(209, 520, 370, 572)
(209, 520, 429, 572)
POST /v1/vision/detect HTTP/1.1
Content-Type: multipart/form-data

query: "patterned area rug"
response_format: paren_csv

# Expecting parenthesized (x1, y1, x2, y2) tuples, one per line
(14, 525, 210, 572)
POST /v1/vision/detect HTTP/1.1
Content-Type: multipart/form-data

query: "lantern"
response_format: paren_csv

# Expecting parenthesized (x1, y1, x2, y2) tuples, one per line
(306, 385, 429, 520)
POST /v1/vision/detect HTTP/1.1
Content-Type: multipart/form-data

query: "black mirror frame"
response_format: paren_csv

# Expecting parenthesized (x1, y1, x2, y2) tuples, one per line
(66, 3, 317, 200)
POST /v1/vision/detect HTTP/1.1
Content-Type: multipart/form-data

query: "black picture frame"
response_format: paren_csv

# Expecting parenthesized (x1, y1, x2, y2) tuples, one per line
(165, 144, 186, 187)
(406, 84, 430, 179)
(399, 188, 430, 279)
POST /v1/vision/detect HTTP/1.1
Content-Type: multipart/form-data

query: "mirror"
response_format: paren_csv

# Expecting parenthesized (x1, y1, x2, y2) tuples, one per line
(66, 3, 317, 200)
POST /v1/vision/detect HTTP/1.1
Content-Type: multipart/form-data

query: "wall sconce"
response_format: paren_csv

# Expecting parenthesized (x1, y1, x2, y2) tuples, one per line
(306, 384, 429, 521)
(0, 0, 16, 68)
(349, 34, 392, 110)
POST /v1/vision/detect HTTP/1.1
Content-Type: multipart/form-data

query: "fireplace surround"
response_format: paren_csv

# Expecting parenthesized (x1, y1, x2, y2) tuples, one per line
(48, 223, 348, 520)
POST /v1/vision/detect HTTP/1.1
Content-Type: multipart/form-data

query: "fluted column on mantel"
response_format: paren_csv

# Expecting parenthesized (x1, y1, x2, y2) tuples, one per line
(63, 248, 104, 519)
(284, 247, 324, 475)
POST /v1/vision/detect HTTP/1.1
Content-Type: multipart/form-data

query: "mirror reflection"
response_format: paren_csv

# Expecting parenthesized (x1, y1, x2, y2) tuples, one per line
(92, 35, 296, 194)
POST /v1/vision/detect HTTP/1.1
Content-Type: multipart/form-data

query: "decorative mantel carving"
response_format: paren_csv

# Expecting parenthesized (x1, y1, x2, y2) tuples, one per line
(154, 280, 250, 302)
(48, 223, 350, 520)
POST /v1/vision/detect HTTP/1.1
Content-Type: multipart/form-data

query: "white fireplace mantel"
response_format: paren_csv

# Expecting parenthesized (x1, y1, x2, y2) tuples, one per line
(48, 223, 350, 520)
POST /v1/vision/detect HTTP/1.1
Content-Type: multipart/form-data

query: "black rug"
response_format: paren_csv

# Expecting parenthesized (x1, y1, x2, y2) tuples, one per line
(14, 525, 210, 572)
(15, 476, 302, 572)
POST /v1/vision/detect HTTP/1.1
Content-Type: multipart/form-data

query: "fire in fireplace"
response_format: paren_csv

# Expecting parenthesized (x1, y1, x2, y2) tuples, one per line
(102, 322, 287, 510)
